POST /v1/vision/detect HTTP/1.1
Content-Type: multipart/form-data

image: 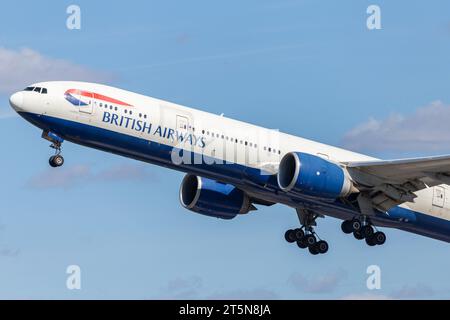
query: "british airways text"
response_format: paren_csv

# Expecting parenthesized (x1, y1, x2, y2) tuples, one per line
(102, 111, 206, 148)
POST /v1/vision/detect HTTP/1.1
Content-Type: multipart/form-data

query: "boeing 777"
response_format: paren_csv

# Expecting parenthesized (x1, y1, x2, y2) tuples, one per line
(9, 81, 450, 255)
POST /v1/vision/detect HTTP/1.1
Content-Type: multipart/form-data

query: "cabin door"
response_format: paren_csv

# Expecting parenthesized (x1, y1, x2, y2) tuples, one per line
(176, 115, 189, 133)
(77, 90, 93, 114)
(433, 186, 445, 208)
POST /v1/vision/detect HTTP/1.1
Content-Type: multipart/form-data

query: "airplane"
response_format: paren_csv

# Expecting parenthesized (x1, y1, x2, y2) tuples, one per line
(9, 81, 450, 255)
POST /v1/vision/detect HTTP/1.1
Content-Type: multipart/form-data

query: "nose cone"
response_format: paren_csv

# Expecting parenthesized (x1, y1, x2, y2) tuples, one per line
(9, 92, 24, 112)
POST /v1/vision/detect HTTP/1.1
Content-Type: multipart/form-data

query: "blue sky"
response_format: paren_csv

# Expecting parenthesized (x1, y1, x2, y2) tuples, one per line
(0, 0, 450, 299)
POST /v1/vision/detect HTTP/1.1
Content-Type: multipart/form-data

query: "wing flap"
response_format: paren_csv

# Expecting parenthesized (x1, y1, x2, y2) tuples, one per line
(345, 154, 450, 212)
(346, 154, 450, 183)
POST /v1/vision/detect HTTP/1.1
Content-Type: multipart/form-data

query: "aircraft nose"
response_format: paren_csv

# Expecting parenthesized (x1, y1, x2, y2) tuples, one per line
(9, 92, 24, 112)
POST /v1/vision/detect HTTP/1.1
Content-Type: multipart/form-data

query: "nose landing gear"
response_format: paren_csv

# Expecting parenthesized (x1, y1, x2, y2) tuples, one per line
(42, 131, 65, 168)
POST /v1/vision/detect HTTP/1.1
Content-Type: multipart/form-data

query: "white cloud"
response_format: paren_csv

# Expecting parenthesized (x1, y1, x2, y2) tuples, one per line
(0, 47, 114, 94)
(342, 101, 450, 154)
(157, 276, 204, 300)
(391, 284, 435, 299)
(341, 284, 435, 300)
(288, 269, 347, 294)
(155, 276, 279, 300)
(206, 288, 279, 300)
(341, 292, 391, 300)
(0, 248, 20, 258)
(27, 163, 158, 189)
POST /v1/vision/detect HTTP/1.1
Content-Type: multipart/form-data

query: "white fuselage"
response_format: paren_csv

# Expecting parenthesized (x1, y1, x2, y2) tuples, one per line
(9, 81, 450, 239)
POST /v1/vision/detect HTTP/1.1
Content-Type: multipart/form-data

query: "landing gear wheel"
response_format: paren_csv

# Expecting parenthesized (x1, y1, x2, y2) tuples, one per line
(297, 238, 308, 249)
(49, 156, 56, 168)
(353, 231, 364, 240)
(285, 230, 297, 243)
(51, 155, 64, 167)
(308, 245, 319, 255)
(341, 221, 353, 234)
(373, 232, 386, 245)
(49, 155, 64, 168)
(365, 236, 376, 246)
(351, 219, 362, 232)
(316, 240, 329, 254)
(294, 228, 305, 241)
(361, 225, 374, 239)
(304, 234, 317, 247)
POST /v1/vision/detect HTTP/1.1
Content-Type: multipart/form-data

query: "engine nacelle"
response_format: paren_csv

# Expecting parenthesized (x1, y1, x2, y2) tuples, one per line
(179, 174, 252, 219)
(277, 152, 354, 199)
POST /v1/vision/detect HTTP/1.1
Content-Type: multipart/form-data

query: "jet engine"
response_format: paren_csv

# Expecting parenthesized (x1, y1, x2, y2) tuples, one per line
(277, 152, 355, 199)
(179, 174, 254, 219)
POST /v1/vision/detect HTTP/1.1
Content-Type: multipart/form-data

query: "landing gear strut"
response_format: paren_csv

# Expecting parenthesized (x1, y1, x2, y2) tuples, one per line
(285, 208, 329, 255)
(341, 217, 386, 246)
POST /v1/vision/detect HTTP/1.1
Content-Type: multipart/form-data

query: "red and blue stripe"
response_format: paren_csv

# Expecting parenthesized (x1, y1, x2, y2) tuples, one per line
(64, 89, 133, 107)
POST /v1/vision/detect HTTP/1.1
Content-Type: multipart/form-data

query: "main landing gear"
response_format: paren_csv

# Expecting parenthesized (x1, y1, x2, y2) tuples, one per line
(43, 131, 65, 168)
(341, 217, 386, 246)
(285, 209, 329, 255)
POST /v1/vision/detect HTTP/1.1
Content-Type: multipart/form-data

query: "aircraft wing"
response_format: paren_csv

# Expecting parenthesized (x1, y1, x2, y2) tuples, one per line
(344, 155, 450, 212)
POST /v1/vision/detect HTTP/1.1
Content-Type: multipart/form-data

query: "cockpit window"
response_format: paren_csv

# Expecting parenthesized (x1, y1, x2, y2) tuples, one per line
(23, 86, 47, 94)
